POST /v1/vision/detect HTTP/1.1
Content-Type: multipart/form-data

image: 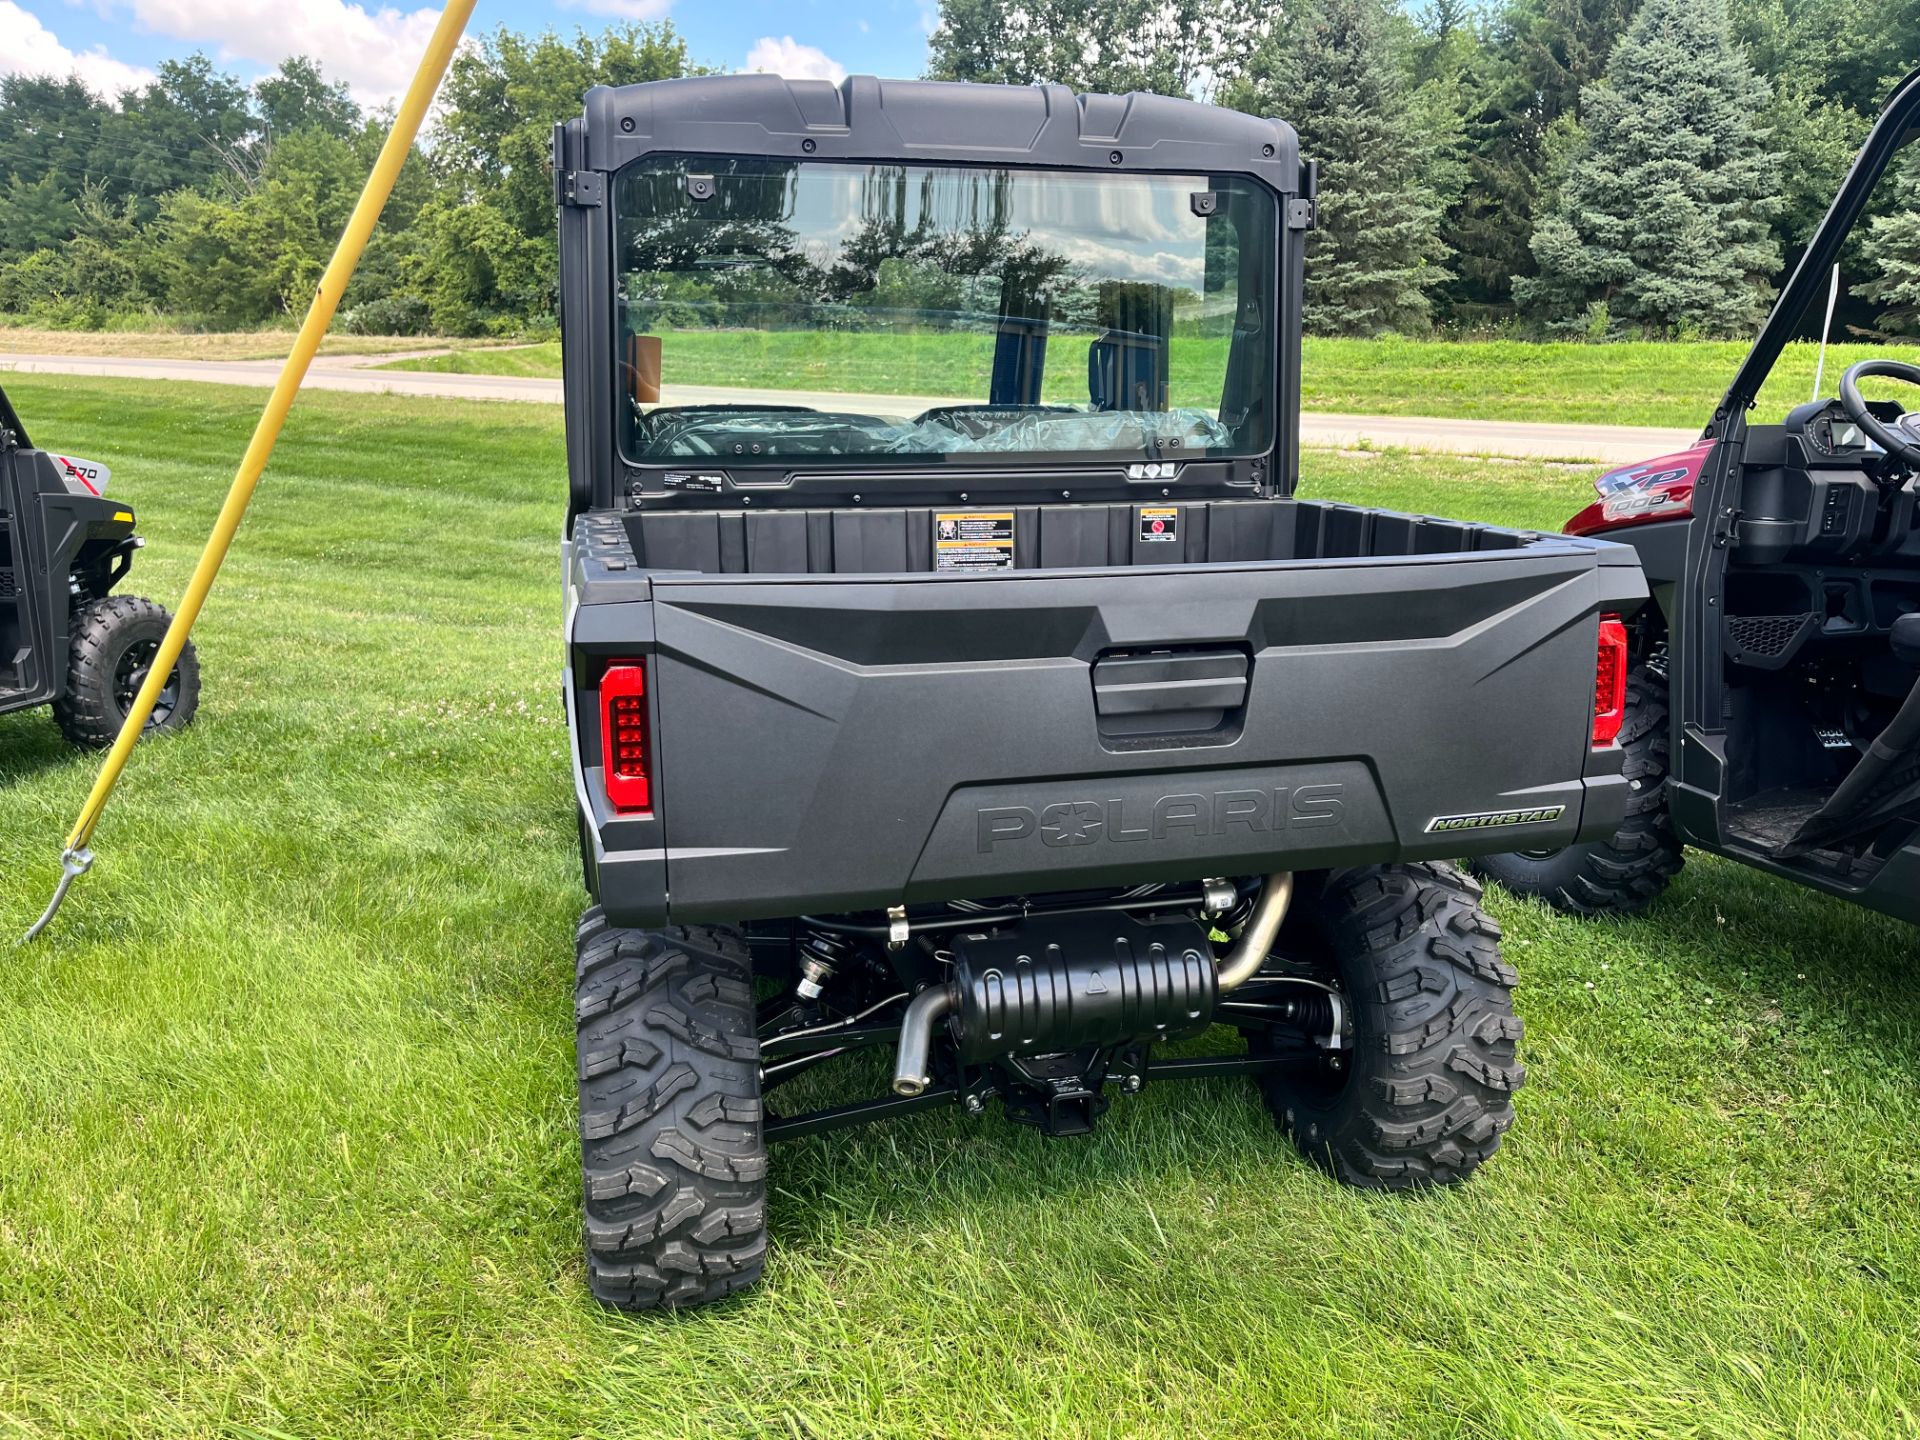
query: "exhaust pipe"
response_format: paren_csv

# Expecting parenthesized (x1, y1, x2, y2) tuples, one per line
(888, 874, 1293, 1097)
(1215, 873, 1294, 992)
(891, 985, 955, 1096)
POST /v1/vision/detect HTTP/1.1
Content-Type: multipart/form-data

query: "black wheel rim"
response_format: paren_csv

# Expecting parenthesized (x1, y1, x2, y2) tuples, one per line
(1517, 846, 1566, 861)
(114, 640, 180, 728)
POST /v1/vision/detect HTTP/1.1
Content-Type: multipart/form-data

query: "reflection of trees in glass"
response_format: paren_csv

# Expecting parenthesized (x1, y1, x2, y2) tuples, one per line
(822, 167, 1087, 330)
(1196, 209, 1244, 337)
(615, 159, 1236, 342)
(827, 217, 1087, 330)
(619, 159, 823, 329)
(618, 159, 1103, 333)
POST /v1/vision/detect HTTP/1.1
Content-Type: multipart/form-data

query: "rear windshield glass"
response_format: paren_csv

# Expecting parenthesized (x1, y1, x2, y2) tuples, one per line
(612, 157, 1277, 467)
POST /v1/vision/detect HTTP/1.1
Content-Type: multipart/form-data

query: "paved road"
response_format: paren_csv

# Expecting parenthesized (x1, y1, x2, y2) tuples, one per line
(0, 351, 1700, 464)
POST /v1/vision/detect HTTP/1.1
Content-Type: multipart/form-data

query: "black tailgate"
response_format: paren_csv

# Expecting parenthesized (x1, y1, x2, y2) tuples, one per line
(629, 545, 1642, 922)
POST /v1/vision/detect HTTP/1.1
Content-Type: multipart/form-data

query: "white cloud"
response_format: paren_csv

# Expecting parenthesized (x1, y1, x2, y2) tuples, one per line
(115, 0, 450, 108)
(559, 0, 672, 18)
(0, 1, 156, 97)
(742, 35, 845, 85)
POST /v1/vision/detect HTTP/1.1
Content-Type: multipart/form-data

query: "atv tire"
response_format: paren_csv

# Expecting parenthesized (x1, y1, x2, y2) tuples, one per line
(52, 595, 200, 750)
(1472, 665, 1683, 917)
(575, 912, 768, 1310)
(1246, 863, 1523, 1188)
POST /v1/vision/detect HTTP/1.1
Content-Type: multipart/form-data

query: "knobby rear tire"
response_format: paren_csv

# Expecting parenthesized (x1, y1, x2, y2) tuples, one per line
(575, 912, 768, 1311)
(1248, 863, 1524, 1188)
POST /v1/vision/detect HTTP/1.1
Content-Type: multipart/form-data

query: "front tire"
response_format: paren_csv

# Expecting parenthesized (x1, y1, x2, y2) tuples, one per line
(1245, 863, 1524, 1188)
(52, 595, 200, 749)
(1472, 664, 1683, 917)
(575, 913, 768, 1311)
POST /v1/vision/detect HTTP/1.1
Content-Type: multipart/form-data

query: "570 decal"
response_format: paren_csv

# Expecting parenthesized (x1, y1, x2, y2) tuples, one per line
(53, 454, 111, 496)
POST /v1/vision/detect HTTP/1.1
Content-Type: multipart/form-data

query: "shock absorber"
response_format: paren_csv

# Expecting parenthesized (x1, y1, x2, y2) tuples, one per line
(794, 927, 855, 1001)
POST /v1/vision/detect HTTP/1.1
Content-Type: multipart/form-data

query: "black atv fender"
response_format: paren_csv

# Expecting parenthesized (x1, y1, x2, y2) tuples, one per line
(1596, 519, 1687, 632)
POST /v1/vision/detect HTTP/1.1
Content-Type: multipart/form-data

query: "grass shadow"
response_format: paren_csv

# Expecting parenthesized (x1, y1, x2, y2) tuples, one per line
(1518, 851, 1920, 1060)
(761, 1028, 1293, 1247)
(0, 710, 80, 790)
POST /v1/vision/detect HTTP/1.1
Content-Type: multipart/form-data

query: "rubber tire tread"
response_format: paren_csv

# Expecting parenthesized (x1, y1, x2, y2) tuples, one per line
(52, 595, 201, 749)
(575, 910, 767, 1310)
(1256, 863, 1523, 1189)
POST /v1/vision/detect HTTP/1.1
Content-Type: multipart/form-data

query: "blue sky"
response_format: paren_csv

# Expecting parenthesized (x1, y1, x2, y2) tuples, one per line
(0, 0, 938, 108)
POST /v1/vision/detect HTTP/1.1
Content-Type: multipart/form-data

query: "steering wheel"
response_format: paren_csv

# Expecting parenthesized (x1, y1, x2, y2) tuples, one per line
(1838, 359, 1920, 470)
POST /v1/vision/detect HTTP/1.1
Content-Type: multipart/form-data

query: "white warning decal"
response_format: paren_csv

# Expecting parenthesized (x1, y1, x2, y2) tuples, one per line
(935, 511, 1015, 571)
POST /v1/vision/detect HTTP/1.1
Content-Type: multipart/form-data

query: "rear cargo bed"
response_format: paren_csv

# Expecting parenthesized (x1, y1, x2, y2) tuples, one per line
(567, 498, 1647, 926)
(617, 497, 1528, 577)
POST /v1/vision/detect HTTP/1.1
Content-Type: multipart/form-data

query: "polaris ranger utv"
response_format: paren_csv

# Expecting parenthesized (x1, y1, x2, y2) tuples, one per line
(553, 74, 1647, 1310)
(1480, 68, 1920, 928)
(0, 384, 199, 748)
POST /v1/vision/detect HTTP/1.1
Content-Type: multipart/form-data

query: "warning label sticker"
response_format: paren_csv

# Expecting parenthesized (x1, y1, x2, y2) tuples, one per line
(1138, 506, 1180, 543)
(661, 471, 725, 493)
(935, 511, 1015, 571)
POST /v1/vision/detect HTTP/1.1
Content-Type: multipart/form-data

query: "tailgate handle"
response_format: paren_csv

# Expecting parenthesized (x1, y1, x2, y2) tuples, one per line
(1091, 650, 1249, 721)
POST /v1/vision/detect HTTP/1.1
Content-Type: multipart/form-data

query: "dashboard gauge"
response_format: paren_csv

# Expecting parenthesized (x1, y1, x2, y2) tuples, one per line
(1790, 399, 1875, 458)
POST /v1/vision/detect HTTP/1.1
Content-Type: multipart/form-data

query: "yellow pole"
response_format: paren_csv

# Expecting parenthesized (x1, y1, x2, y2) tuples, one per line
(25, 0, 479, 941)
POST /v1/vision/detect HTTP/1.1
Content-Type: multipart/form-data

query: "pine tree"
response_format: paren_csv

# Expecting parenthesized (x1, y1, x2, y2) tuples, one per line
(1447, 0, 1639, 316)
(1860, 151, 1920, 336)
(1733, 0, 1869, 267)
(926, 0, 1270, 100)
(1516, 0, 1782, 337)
(1228, 0, 1449, 336)
(1400, 3, 1483, 324)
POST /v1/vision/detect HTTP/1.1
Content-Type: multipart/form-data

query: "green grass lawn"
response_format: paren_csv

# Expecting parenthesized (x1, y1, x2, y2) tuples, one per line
(3, 375, 1918, 1438)
(384, 333, 1920, 430)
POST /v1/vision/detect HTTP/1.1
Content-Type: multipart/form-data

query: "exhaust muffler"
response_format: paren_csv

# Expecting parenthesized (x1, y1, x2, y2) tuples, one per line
(891, 873, 1292, 1097)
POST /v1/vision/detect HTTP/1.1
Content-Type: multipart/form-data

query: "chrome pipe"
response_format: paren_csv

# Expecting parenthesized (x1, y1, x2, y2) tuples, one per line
(1214, 873, 1294, 992)
(890, 985, 955, 1096)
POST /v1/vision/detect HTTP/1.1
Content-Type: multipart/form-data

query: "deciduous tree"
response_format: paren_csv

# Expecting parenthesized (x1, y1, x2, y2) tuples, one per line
(255, 56, 360, 140)
(927, 0, 1271, 99)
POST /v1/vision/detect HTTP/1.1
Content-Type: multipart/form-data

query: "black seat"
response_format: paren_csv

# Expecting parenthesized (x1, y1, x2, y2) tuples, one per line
(1893, 612, 1920, 668)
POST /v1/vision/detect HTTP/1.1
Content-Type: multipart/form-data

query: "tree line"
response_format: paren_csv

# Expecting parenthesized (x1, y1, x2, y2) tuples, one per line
(944, 0, 1920, 339)
(4, 1, 1919, 340)
(0, 27, 697, 335)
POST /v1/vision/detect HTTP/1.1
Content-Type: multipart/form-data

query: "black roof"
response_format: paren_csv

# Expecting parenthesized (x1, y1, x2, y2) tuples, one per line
(574, 74, 1301, 192)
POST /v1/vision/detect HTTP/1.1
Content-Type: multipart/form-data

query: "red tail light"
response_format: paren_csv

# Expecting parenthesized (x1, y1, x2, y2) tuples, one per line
(601, 661, 652, 814)
(1592, 617, 1629, 748)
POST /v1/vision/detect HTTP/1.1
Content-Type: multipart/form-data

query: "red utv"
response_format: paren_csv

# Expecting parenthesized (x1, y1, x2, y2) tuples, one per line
(1479, 69, 1920, 927)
